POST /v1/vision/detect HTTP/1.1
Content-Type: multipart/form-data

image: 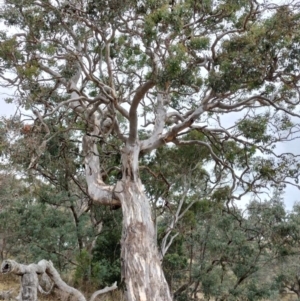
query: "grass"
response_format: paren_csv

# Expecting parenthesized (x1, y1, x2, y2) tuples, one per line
(0, 274, 19, 299)
(3, 274, 296, 301)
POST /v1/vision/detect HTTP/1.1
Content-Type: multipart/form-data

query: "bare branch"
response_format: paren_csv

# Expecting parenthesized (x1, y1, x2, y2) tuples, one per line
(141, 92, 167, 151)
(129, 81, 155, 144)
(160, 179, 190, 258)
(89, 282, 118, 301)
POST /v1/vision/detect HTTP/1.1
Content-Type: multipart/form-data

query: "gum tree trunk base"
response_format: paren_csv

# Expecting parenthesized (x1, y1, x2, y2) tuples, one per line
(116, 180, 173, 301)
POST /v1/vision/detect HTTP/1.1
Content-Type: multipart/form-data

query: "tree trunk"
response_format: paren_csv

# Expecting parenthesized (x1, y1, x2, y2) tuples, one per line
(115, 143, 172, 301)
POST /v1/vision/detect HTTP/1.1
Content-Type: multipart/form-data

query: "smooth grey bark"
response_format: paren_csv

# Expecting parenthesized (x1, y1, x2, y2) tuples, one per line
(89, 282, 117, 301)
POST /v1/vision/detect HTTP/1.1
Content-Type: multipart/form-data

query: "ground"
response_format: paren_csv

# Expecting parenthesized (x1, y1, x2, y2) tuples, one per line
(0, 273, 297, 301)
(0, 273, 122, 301)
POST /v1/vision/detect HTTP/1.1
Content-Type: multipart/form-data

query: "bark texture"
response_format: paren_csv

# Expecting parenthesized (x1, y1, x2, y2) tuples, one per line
(0, 290, 12, 300)
(81, 109, 173, 300)
(1, 260, 118, 301)
(1, 260, 86, 301)
(114, 144, 173, 301)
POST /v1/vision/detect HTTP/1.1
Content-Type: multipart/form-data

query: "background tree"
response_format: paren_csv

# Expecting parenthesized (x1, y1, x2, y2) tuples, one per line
(273, 201, 300, 300)
(1, 0, 300, 300)
(158, 190, 290, 301)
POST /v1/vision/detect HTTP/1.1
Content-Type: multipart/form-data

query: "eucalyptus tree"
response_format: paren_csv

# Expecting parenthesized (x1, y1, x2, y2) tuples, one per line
(1, 0, 300, 300)
(159, 192, 288, 300)
(273, 201, 300, 300)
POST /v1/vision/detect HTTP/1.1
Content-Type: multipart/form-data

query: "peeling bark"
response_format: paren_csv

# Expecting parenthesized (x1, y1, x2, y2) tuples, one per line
(113, 143, 173, 301)
(82, 125, 173, 300)
(116, 179, 172, 301)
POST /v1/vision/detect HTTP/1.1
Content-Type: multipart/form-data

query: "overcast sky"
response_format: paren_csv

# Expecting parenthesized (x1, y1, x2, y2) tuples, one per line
(1, 100, 15, 116)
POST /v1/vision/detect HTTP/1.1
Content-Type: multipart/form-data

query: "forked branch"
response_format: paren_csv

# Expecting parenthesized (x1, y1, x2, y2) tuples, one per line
(1, 260, 118, 301)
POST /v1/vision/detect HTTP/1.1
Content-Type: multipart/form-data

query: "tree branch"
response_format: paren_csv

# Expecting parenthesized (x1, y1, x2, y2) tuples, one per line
(141, 92, 167, 151)
(89, 282, 118, 301)
(128, 81, 154, 144)
(142, 92, 213, 152)
(82, 134, 121, 207)
(1, 259, 86, 301)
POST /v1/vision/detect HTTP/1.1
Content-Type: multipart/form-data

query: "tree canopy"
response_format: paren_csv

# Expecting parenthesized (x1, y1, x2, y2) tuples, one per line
(1, 0, 300, 300)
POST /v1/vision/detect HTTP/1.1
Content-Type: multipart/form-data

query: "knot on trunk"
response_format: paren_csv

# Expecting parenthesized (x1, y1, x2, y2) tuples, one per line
(1, 261, 12, 274)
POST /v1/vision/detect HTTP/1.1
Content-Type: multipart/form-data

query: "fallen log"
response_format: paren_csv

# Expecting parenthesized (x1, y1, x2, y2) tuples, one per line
(0, 260, 117, 301)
